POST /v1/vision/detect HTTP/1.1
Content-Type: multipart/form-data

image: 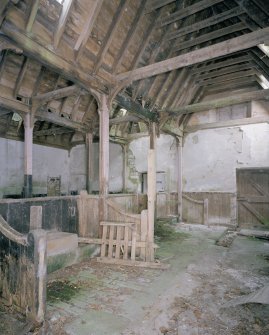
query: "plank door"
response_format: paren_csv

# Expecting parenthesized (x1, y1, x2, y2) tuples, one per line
(237, 168, 269, 228)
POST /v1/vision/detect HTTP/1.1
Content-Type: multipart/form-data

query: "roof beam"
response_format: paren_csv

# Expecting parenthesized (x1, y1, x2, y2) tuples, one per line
(54, 0, 73, 49)
(196, 63, 253, 81)
(14, 57, 30, 98)
(109, 115, 141, 125)
(198, 69, 257, 86)
(26, 0, 40, 33)
(74, 0, 104, 60)
(163, 88, 269, 115)
(93, 0, 127, 74)
(116, 27, 269, 83)
(167, 6, 245, 41)
(145, 0, 175, 13)
(160, 0, 223, 27)
(34, 126, 74, 137)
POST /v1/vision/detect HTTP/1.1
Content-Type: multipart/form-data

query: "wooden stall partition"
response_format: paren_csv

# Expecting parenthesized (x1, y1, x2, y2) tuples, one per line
(77, 191, 99, 238)
(0, 215, 47, 324)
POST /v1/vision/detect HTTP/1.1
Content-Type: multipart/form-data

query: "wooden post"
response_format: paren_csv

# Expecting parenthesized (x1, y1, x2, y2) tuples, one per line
(177, 137, 183, 222)
(30, 206, 42, 230)
(98, 94, 110, 235)
(86, 132, 94, 194)
(147, 122, 156, 262)
(23, 113, 33, 198)
(122, 144, 127, 193)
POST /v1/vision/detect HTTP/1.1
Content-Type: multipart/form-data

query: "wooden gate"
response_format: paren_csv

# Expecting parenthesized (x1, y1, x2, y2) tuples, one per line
(237, 168, 269, 228)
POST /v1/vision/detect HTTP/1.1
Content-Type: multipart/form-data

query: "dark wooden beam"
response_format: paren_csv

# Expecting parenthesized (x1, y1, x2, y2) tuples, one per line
(235, 0, 269, 28)
(160, 0, 223, 27)
(116, 27, 269, 83)
(163, 88, 269, 115)
(34, 126, 74, 137)
(145, 0, 175, 13)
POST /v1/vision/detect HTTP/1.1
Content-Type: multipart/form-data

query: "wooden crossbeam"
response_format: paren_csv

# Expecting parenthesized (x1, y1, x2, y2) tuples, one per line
(34, 127, 73, 137)
(109, 115, 141, 125)
(160, 0, 224, 27)
(145, 0, 175, 13)
(167, 6, 245, 41)
(173, 22, 246, 52)
(116, 27, 269, 83)
(162, 88, 269, 115)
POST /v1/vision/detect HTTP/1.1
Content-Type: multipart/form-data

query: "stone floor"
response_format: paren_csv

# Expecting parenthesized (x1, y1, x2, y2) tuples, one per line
(1, 223, 269, 335)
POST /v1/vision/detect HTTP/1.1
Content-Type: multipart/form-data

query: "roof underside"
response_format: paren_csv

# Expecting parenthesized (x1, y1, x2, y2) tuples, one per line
(0, 0, 268, 148)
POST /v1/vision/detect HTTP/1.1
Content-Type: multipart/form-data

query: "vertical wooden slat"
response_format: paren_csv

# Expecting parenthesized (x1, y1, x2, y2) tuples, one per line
(108, 225, 114, 258)
(115, 226, 122, 259)
(203, 198, 209, 227)
(123, 226, 129, 260)
(140, 209, 147, 261)
(131, 225, 137, 261)
(101, 225, 108, 257)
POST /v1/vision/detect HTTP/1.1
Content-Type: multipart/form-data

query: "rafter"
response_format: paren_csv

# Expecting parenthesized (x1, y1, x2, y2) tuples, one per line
(26, 0, 40, 33)
(145, 0, 175, 13)
(116, 27, 269, 83)
(198, 69, 257, 86)
(14, 57, 30, 98)
(74, 0, 104, 60)
(54, 0, 73, 48)
(160, 0, 224, 27)
(112, 0, 146, 74)
(235, 0, 269, 28)
(93, 0, 128, 74)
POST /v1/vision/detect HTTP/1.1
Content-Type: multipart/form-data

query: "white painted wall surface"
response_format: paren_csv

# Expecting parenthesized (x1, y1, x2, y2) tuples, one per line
(127, 134, 178, 193)
(183, 123, 269, 192)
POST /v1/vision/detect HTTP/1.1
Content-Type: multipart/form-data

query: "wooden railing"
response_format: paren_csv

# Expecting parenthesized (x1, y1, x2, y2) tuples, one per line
(0, 212, 47, 324)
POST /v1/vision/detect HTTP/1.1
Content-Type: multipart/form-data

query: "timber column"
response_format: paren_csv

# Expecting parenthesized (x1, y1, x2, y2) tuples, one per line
(98, 94, 110, 231)
(86, 132, 94, 194)
(177, 136, 183, 222)
(23, 113, 34, 198)
(147, 122, 156, 262)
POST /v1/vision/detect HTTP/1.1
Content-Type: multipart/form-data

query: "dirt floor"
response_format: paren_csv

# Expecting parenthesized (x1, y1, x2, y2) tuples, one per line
(1, 223, 269, 335)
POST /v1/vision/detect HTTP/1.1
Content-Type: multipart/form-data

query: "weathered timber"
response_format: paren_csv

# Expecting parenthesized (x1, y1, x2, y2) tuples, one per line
(34, 127, 74, 137)
(0, 214, 28, 245)
(54, 0, 74, 48)
(145, 0, 175, 13)
(26, 0, 40, 33)
(163, 89, 269, 115)
(116, 27, 269, 83)
(109, 115, 141, 125)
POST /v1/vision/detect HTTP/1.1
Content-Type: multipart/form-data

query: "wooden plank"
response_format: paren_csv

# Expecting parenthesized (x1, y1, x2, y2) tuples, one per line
(123, 226, 129, 260)
(116, 27, 269, 83)
(160, 0, 224, 27)
(108, 226, 114, 258)
(101, 225, 108, 257)
(93, 0, 128, 74)
(238, 196, 269, 203)
(163, 88, 269, 115)
(54, 0, 74, 48)
(26, 0, 40, 33)
(185, 116, 269, 133)
(203, 198, 209, 226)
(109, 115, 141, 125)
(235, 0, 268, 28)
(196, 63, 253, 81)
(131, 226, 137, 261)
(100, 221, 136, 227)
(173, 22, 246, 52)
(115, 226, 122, 259)
(167, 6, 245, 41)
(78, 237, 159, 249)
(74, 0, 104, 59)
(199, 69, 257, 86)
(249, 178, 269, 197)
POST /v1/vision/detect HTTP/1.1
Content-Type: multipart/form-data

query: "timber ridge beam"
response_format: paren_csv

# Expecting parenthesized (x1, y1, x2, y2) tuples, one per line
(161, 88, 269, 116)
(116, 27, 269, 83)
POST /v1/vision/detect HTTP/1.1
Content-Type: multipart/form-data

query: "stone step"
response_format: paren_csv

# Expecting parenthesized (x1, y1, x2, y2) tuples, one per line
(46, 231, 78, 257)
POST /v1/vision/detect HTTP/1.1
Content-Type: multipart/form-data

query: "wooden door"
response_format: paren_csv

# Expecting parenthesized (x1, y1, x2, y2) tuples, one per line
(237, 168, 269, 228)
